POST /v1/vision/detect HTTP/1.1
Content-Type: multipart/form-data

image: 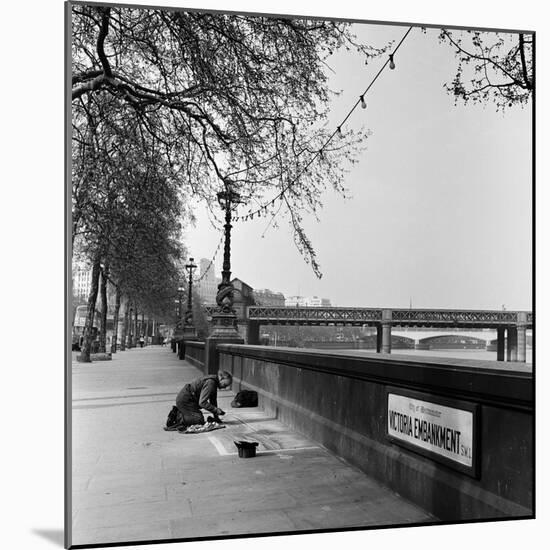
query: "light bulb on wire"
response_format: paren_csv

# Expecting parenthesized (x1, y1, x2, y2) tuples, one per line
(389, 54, 396, 70)
(360, 95, 366, 109)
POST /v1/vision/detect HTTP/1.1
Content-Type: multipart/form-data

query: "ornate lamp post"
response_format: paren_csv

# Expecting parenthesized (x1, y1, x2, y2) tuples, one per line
(178, 258, 198, 359)
(209, 179, 243, 339)
(177, 285, 185, 319)
(173, 285, 185, 353)
(183, 258, 197, 330)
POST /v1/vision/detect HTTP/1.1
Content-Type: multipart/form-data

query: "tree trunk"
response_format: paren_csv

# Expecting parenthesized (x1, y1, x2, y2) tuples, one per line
(120, 297, 128, 351)
(79, 257, 101, 362)
(127, 304, 133, 348)
(133, 307, 139, 347)
(127, 303, 134, 348)
(98, 265, 108, 353)
(111, 284, 121, 353)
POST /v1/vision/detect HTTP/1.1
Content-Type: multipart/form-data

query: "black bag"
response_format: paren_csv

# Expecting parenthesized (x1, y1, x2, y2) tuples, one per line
(231, 390, 258, 408)
(166, 406, 181, 428)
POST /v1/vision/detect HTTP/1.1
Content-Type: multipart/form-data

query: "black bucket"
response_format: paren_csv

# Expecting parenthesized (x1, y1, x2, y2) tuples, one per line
(234, 440, 259, 458)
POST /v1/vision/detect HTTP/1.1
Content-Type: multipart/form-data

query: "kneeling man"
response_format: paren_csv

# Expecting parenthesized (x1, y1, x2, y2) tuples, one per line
(165, 370, 233, 431)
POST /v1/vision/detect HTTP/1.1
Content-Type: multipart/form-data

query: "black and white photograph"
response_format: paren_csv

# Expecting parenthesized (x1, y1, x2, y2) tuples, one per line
(0, 1, 537, 549)
(64, 1, 536, 548)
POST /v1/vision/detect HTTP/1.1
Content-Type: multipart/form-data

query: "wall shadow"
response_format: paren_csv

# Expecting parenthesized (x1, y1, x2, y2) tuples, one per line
(32, 528, 64, 547)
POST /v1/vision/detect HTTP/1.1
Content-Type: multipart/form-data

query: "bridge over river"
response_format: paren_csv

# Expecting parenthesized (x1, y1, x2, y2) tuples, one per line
(204, 306, 533, 362)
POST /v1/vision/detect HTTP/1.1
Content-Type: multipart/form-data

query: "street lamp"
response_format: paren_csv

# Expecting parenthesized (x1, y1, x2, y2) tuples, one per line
(177, 285, 185, 319)
(182, 257, 198, 340)
(173, 285, 185, 353)
(209, 178, 243, 339)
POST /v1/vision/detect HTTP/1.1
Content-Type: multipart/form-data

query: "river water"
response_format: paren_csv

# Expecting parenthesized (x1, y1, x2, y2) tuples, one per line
(336, 347, 533, 364)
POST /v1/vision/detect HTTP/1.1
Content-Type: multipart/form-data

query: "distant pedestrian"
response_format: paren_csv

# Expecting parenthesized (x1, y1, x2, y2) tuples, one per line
(164, 371, 233, 431)
(162, 337, 167, 346)
(139, 335, 145, 348)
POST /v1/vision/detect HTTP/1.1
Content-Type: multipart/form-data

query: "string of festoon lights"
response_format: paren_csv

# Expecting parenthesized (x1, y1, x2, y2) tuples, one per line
(189, 26, 413, 281)
(230, 25, 413, 224)
(181, 233, 224, 287)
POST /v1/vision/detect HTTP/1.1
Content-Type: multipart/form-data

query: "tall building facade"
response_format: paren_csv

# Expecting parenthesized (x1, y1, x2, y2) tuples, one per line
(73, 262, 92, 300)
(196, 258, 220, 305)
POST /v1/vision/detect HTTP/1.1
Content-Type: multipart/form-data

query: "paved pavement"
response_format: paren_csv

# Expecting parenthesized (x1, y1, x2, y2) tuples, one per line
(70, 346, 434, 546)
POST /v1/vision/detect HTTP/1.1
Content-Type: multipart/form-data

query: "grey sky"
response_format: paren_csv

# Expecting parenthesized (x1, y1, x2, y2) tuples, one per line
(185, 23, 532, 311)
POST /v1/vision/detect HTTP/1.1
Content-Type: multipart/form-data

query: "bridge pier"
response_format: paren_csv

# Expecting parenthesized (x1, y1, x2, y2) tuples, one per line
(517, 312, 528, 363)
(507, 327, 518, 362)
(381, 310, 392, 354)
(376, 326, 382, 352)
(496, 327, 505, 361)
(247, 321, 260, 345)
(381, 324, 392, 353)
(517, 326, 527, 362)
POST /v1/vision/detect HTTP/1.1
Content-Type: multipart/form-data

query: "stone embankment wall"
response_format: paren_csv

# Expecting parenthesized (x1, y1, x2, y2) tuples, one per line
(184, 341, 205, 370)
(217, 344, 533, 521)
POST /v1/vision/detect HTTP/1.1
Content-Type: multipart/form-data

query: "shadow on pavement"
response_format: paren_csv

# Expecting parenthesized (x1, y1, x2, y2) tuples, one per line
(221, 416, 279, 425)
(32, 528, 64, 547)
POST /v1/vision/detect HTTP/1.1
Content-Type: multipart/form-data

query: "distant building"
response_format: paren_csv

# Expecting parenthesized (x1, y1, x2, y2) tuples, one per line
(231, 278, 256, 310)
(308, 296, 332, 307)
(253, 288, 286, 307)
(231, 278, 256, 341)
(72, 262, 92, 300)
(285, 295, 331, 307)
(196, 258, 220, 305)
(285, 295, 303, 307)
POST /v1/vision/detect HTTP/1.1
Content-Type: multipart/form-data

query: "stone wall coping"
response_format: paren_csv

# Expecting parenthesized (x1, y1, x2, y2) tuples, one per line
(217, 344, 532, 411)
(184, 340, 205, 349)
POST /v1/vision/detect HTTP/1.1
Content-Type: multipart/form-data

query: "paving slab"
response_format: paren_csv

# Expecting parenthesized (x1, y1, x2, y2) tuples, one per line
(70, 346, 434, 546)
(73, 520, 172, 546)
(169, 509, 296, 538)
